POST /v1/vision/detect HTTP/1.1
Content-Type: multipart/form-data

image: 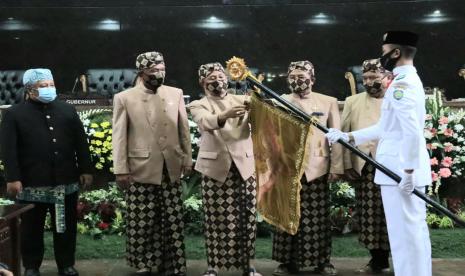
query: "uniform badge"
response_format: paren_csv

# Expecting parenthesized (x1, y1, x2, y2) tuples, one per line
(395, 74, 406, 81)
(393, 89, 404, 100)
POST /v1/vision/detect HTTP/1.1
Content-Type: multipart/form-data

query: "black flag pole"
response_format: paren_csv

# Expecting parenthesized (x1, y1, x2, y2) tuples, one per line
(226, 57, 465, 227)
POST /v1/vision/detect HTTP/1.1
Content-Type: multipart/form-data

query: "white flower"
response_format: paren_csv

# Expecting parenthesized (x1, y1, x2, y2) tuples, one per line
(424, 129, 433, 139)
(188, 119, 198, 128)
(454, 124, 464, 132)
(439, 124, 448, 131)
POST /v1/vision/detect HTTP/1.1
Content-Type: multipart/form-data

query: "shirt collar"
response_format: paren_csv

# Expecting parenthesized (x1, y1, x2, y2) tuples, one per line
(291, 91, 311, 100)
(206, 92, 228, 100)
(393, 64, 416, 75)
(138, 82, 159, 94)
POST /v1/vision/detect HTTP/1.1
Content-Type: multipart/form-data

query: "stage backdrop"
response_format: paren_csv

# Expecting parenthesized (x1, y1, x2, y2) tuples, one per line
(1, 0, 464, 100)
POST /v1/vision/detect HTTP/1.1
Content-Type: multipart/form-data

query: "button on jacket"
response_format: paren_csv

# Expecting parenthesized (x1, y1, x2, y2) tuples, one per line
(0, 99, 92, 187)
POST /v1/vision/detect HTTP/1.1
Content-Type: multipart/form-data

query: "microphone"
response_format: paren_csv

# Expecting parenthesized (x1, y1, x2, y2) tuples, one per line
(71, 77, 79, 94)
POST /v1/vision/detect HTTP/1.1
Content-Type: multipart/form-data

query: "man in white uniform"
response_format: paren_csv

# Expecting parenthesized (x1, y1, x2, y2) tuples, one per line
(326, 31, 432, 276)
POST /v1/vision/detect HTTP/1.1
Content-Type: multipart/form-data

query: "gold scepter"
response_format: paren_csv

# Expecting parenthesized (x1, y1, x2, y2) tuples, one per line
(226, 56, 465, 227)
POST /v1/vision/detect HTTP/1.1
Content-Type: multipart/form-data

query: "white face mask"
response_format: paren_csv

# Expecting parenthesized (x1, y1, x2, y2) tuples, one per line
(36, 87, 57, 103)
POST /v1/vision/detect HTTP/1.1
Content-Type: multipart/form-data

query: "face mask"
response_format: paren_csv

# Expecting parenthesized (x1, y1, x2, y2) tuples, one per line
(288, 78, 311, 94)
(145, 71, 165, 87)
(206, 80, 228, 95)
(380, 48, 400, 71)
(36, 87, 57, 103)
(364, 81, 383, 96)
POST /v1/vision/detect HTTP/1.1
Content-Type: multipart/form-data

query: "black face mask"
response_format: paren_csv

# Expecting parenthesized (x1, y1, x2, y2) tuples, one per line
(364, 81, 383, 96)
(380, 48, 400, 71)
(144, 71, 165, 88)
(206, 80, 228, 95)
(288, 78, 311, 94)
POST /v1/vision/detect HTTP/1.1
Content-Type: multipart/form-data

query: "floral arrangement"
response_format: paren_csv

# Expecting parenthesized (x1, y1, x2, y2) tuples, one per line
(75, 183, 126, 237)
(79, 109, 114, 173)
(0, 197, 14, 205)
(424, 88, 465, 195)
(329, 181, 356, 234)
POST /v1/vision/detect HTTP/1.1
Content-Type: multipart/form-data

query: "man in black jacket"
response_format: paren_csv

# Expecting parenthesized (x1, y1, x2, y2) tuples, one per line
(0, 68, 93, 276)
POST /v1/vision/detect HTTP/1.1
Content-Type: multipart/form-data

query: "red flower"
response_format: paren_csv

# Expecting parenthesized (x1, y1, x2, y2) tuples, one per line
(439, 168, 452, 178)
(76, 201, 91, 221)
(441, 157, 453, 168)
(438, 116, 449, 125)
(444, 142, 454, 152)
(431, 171, 439, 182)
(97, 202, 117, 223)
(98, 222, 110, 230)
(444, 129, 454, 137)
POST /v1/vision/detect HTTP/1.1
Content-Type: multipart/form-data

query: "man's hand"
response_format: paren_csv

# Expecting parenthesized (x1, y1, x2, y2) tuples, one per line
(399, 171, 415, 195)
(0, 268, 13, 276)
(219, 105, 247, 121)
(344, 168, 360, 180)
(328, 173, 342, 181)
(325, 128, 350, 145)
(79, 174, 93, 189)
(6, 181, 22, 197)
(182, 166, 193, 177)
(116, 174, 133, 190)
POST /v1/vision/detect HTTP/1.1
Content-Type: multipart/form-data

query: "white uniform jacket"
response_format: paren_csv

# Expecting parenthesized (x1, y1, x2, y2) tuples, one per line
(351, 65, 432, 186)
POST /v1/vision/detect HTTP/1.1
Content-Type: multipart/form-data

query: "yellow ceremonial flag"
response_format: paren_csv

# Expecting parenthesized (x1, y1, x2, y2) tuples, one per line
(249, 92, 312, 235)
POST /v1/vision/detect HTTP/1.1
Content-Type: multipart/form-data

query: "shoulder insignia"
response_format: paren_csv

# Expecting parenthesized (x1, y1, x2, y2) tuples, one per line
(395, 74, 406, 81)
(393, 89, 404, 100)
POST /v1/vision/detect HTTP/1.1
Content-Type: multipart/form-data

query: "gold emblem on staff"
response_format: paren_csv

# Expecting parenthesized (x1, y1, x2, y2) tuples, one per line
(226, 56, 247, 80)
(226, 56, 261, 84)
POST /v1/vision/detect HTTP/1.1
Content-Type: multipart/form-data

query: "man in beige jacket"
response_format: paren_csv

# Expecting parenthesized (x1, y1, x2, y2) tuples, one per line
(273, 61, 343, 276)
(112, 51, 191, 276)
(341, 59, 393, 274)
(189, 62, 261, 276)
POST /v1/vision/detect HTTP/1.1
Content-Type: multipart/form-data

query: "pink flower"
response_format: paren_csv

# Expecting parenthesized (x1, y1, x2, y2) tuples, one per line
(430, 128, 437, 136)
(439, 168, 452, 178)
(444, 142, 454, 152)
(444, 129, 454, 137)
(431, 171, 439, 182)
(430, 143, 438, 150)
(441, 157, 453, 167)
(430, 157, 439, 166)
(438, 116, 449, 125)
(425, 114, 433, 120)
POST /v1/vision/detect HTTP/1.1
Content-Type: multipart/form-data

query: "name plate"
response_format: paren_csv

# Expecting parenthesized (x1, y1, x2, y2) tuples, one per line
(58, 95, 112, 106)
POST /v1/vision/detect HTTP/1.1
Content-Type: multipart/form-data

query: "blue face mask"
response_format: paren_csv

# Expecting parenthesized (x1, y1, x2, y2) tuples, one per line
(37, 87, 57, 103)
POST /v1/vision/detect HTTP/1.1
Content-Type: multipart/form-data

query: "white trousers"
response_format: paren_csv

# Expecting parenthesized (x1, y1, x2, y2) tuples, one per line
(380, 186, 432, 276)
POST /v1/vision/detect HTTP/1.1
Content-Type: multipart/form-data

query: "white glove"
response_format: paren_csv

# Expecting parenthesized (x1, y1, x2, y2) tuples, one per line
(399, 172, 415, 194)
(325, 128, 349, 144)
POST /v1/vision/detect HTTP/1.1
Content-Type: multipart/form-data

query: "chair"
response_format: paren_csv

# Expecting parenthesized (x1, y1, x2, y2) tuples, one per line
(84, 69, 137, 97)
(344, 65, 364, 96)
(0, 70, 25, 105)
(459, 64, 465, 80)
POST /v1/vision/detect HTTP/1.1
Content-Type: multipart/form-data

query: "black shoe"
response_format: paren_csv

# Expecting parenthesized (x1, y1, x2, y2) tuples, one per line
(24, 268, 41, 276)
(273, 263, 299, 275)
(58, 266, 79, 276)
(315, 263, 337, 276)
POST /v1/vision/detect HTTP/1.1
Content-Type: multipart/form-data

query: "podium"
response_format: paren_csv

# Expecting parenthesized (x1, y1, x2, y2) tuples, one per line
(0, 204, 34, 276)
